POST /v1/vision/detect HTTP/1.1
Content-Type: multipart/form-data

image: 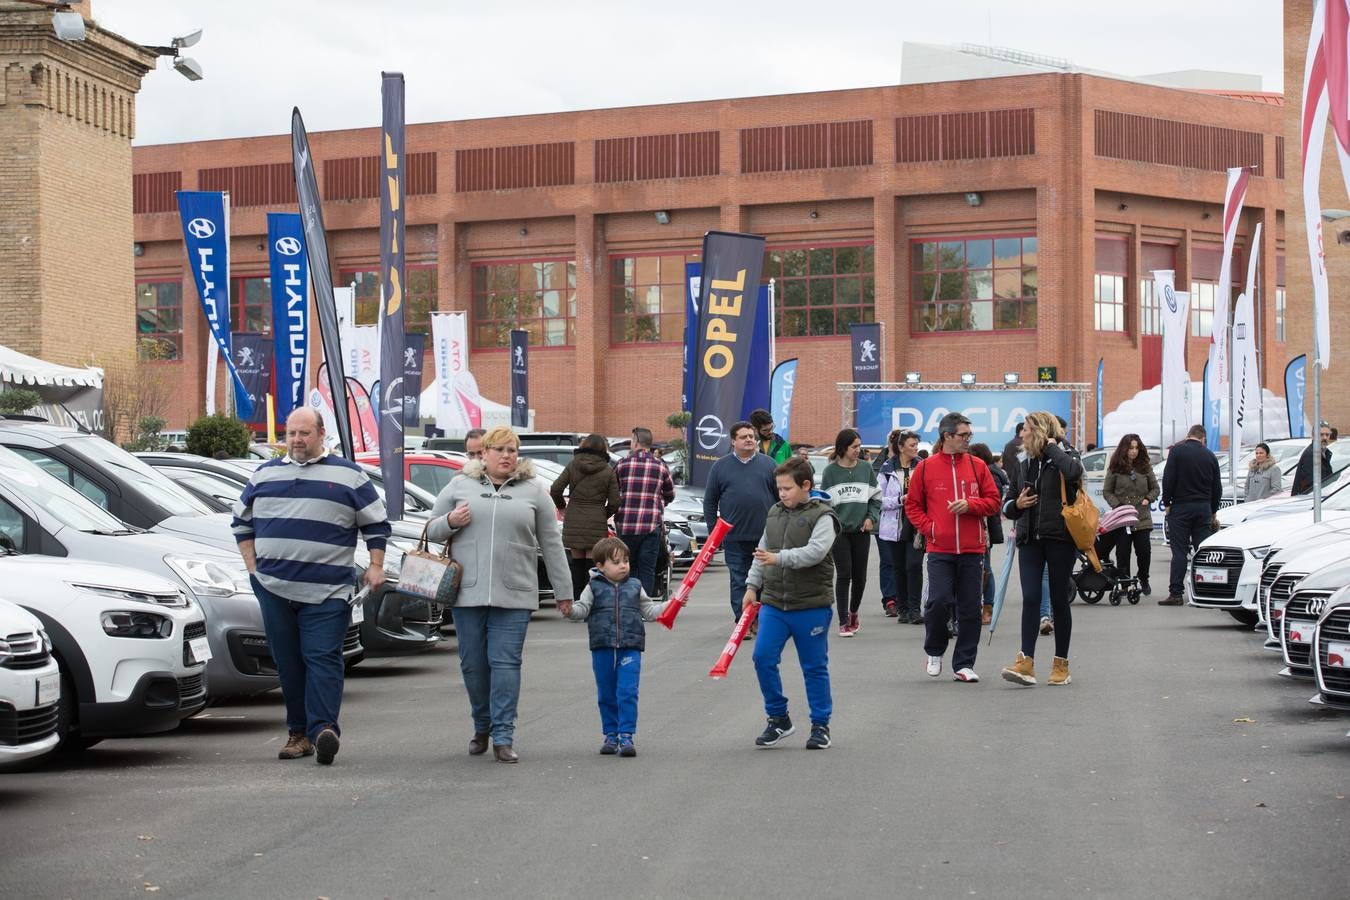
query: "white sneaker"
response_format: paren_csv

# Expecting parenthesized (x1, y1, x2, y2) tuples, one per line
(953, 668, 980, 683)
(925, 655, 942, 677)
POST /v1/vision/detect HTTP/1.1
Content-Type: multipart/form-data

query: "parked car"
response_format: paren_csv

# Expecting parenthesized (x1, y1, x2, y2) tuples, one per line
(1310, 584, 1350, 713)
(1256, 540, 1350, 656)
(0, 597, 60, 766)
(1279, 556, 1350, 681)
(1214, 468, 1350, 529)
(1258, 520, 1350, 649)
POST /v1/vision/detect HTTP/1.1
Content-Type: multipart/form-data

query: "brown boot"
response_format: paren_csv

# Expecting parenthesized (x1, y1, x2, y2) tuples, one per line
(1049, 656, 1072, 685)
(1000, 651, 1037, 686)
(277, 732, 314, 760)
(468, 732, 490, 755)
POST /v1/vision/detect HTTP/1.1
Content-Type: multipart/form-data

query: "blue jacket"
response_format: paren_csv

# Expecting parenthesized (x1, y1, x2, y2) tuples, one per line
(572, 572, 663, 651)
(702, 451, 778, 545)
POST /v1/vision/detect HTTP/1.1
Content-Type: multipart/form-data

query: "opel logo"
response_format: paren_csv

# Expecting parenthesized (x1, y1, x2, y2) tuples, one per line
(187, 217, 216, 239)
(274, 236, 302, 256)
(1164, 283, 1178, 314)
(1308, 597, 1328, 618)
(1202, 551, 1225, 564)
(695, 414, 726, 451)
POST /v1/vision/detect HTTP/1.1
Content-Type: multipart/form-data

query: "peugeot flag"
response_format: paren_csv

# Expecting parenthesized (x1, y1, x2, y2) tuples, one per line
(267, 212, 309, 424)
(176, 191, 253, 420)
(1285, 355, 1307, 439)
(850, 322, 882, 384)
(402, 333, 425, 426)
(770, 358, 798, 442)
(378, 72, 407, 521)
(232, 333, 272, 425)
(510, 330, 528, 428)
(292, 107, 354, 458)
(688, 230, 766, 487)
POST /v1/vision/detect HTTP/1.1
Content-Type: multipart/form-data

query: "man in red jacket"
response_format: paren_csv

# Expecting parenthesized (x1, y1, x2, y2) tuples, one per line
(903, 412, 1002, 682)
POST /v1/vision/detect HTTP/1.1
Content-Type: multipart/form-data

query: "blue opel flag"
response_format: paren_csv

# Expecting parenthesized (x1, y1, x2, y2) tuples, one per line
(689, 231, 766, 487)
(1202, 360, 1222, 452)
(1285, 354, 1307, 439)
(232, 333, 272, 426)
(1096, 358, 1105, 446)
(849, 322, 882, 384)
(267, 212, 308, 424)
(402, 333, 426, 426)
(510, 330, 529, 428)
(378, 72, 407, 521)
(176, 191, 253, 419)
(770, 358, 798, 442)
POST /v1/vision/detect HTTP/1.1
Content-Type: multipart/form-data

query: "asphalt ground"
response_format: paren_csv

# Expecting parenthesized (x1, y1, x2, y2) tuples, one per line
(2, 542, 1348, 899)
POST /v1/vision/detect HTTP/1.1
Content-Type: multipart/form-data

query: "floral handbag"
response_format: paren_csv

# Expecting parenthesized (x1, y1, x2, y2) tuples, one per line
(398, 522, 462, 604)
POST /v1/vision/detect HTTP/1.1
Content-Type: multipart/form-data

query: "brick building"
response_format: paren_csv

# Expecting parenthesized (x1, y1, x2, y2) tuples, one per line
(131, 70, 1289, 447)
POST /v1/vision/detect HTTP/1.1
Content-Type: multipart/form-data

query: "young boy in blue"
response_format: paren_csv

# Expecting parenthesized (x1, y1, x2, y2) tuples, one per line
(742, 457, 842, 749)
(567, 536, 674, 757)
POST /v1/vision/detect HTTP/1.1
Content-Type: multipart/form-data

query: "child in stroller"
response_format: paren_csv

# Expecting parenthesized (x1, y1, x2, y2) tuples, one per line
(1071, 504, 1143, 606)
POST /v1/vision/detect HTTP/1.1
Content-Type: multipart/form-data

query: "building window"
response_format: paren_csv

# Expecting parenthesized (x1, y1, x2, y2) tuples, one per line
(762, 243, 874, 338)
(1189, 281, 1216, 338)
(1138, 280, 1161, 335)
(910, 235, 1036, 333)
(136, 280, 182, 360)
(339, 265, 437, 334)
(471, 259, 576, 348)
(610, 252, 699, 344)
(231, 276, 271, 334)
(1094, 237, 1127, 332)
(1275, 287, 1286, 342)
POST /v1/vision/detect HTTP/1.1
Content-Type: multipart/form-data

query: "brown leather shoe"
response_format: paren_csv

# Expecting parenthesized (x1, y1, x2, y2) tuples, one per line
(278, 733, 314, 760)
(1158, 595, 1184, 606)
(468, 732, 490, 755)
(493, 743, 519, 763)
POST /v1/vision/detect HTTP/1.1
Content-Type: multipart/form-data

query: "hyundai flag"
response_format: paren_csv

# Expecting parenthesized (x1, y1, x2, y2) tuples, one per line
(267, 212, 309, 424)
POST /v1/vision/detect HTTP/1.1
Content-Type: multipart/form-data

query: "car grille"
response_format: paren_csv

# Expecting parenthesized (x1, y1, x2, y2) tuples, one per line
(1283, 590, 1333, 669)
(1190, 547, 1244, 600)
(0, 700, 59, 746)
(343, 623, 362, 655)
(1259, 561, 1284, 609)
(1218, 497, 1239, 509)
(1265, 572, 1302, 626)
(182, 621, 207, 667)
(2, 630, 50, 670)
(177, 673, 206, 706)
(1317, 608, 1350, 697)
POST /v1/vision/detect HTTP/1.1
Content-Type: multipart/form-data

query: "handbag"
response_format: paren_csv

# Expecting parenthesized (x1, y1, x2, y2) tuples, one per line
(1059, 471, 1103, 571)
(398, 522, 462, 604)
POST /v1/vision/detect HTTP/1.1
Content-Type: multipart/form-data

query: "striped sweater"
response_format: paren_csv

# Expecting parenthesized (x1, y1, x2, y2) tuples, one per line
(231, 453, 391, 604)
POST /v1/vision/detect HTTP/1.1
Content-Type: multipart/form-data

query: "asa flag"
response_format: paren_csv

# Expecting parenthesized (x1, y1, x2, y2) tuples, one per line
(176, 190, 253, 420)
(232, 333, 272, 425)
(267, 212, 309, 424)
(1285, 355, 1308, 439)
(378, 71, 407, 521)
(770, 358, 798, 442)
(688, 231, 766, 487)
(850, 322, 882, 383)
(402, 333, 425, 426)
(510, 330, 529, 428)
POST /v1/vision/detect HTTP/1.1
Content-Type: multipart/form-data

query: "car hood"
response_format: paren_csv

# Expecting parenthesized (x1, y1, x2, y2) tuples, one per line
(0, 552, 184, 595)
(152, 513, 238, 552)
(1295, 556, 1350, 593)
(0, 596, 44, 632)
(1268, 521, 1350, 564)
(1271, 541, 1350, 580)
(1213, 506, 1350, 540)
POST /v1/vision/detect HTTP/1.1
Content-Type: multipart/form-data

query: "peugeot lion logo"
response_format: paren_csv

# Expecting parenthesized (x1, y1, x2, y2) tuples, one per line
(1202, 551, 1225, 564)
(695, 414, 726, 451)
(187, 217, 216, 239)
(274, 236, 302, 256)
(1307, 597, 1328, 618)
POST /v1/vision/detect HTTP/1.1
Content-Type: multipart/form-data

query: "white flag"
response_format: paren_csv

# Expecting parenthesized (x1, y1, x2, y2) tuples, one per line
(1156, 269, 1191, 446)
(1231, 222, 1263, 443)
(1208, 166, 1252, 397)
(430, 312, 483, 434)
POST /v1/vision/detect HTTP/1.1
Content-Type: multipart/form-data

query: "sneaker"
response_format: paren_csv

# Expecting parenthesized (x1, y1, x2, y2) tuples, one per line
(1158, 595, 1183, 606)
(277, 733, 314, 760)
(849, 612, 861, 635)
(884, 600, 898, 617)
(1140, 578, 1152, 596)
(806, 723, 832, 749)
(981, 605, 993, 626)
(1049, 656, 1072, 686)
(755, 715, 795, 747)
(1001, 651, 1037, 686)
(1039, 616, 1054, 635)
(600, 734, 619, 755)
(314, 726, 340, 765)
(925, 655, 942, 677)
(618, 734, 637, 757)
(952, 667, 979, 682)
(839, 622, 853, 638)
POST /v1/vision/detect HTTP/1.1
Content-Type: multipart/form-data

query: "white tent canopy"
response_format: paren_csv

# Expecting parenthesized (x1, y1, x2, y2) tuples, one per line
(0, 345, 103, 390)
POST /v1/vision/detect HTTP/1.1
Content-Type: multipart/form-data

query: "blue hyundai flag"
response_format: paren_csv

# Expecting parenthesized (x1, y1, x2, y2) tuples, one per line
(740, 283, 770, 420)
(1285, 354, 1307, 439)
(176, 190, 253, 419)
(1096, 358, 1105, 447)
(850, 322, 882, 384)
(232, 333, 272, 426)
(267, 212, 308, 424)
(769, 358, 798, 442)
(1202, 360, 1222, 452)
(378, 71, 407, 521)
(510, 329, 528, 428)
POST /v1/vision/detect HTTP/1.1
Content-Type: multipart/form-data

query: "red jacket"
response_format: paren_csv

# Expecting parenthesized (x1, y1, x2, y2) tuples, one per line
(903, 451, 1001, 555)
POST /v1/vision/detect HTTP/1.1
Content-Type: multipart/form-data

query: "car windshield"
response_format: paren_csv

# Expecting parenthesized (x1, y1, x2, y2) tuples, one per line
(360, 464, 436, 512)
(0, 445, 129, 533)
(71, 436, 213, 517)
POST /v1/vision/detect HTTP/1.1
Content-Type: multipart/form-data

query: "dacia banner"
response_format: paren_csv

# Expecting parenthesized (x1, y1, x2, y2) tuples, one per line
(267, 212, 308, 424)
(510, 329, 528, 428)
(176, 191, 253, 420)
(292, 107, 354, 458)
(232, 333, 272, 425)
(402, 333, 425, 426)
(1202, 360, 1222, 452)
(685, 261, 770, 419)
(850, 322, 882, 383)
(689, 231, 766, 487)
(770, 358, 798, 442)
(1285, 355, 1307, 439)
(854, 389, 1072, 448)
(378, 72, 407, 520)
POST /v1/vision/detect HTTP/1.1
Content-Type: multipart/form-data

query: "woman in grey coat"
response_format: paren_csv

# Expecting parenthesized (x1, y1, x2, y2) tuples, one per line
(1101, 433, 1160, 594)
(1244, 442, 1283, 502)
(427, 426, 573, 763)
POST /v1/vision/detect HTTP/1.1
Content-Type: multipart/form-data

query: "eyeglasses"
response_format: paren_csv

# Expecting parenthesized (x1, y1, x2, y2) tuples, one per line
(953, 430, 973, 439)
(485, 446, 518, 455)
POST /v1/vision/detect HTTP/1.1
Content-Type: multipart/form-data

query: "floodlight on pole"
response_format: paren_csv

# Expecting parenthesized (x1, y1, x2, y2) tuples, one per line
(904, 372, 921, 384)
(960, 372, 977, 387)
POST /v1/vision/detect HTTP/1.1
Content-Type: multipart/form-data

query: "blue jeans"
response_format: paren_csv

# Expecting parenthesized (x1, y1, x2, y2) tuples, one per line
(592, 648, 642, 736)
(752, 604, 833, 725)
(254, 578, 349, 743)
(724, 540, 757, 622)
(1166, 502, 1213, 597)
(451, 606, 532, 745)
(877, 535, 897, 607)
(619, 530, 661, 596)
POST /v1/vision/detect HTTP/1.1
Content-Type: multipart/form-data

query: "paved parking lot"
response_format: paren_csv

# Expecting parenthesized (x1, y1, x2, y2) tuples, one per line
(3, 546, 1349, 899)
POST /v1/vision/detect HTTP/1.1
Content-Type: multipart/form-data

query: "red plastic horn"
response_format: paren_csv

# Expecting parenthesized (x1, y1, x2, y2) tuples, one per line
(709, 600, 760, 679)
(656, 517, 733, 630)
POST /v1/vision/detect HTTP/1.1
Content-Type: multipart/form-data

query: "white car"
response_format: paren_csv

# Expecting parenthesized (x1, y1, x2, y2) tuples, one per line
(1278, 556, 1350, 682)
(1257, 521, 1350, 649)
(0, 550, 208, 753)
(1309, 584, 1350, 718)
(1215, 468, 1350, 529)
(0, 597, 60, 767)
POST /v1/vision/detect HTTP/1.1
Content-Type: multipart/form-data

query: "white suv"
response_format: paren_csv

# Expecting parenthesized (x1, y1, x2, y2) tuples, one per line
(0, 597, 60, 767)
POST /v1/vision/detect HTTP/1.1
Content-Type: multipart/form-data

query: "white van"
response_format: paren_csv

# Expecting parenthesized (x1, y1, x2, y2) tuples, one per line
(0, 597, 60, 767)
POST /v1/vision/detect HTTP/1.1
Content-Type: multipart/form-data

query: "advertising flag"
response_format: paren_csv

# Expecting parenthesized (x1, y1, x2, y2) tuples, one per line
(770, 358, 798, 442)
(292, 107, 354, 457)
(1231, 222, 1262, 443)
(430, 312, 483, 434)
(739, 284, 771, 420)
(378, 72, 406, 521)
(1202, 360, 1222, 452)
(267, 212, 309, 424)
(510, 329, 529, 428)
(1096, 358, 1105, 447)
(232, 333, 272, 425)
(688, 231, 766, 487)
(1155, 270, 1191, 446)
(1285, 355, 1308, 438)
(402, 333, 425, 426)
(1208, 166, 1252, 395)
(176, 190, 253, 420)
(683, 262, 701, 414)
(850, 322, 882, 384)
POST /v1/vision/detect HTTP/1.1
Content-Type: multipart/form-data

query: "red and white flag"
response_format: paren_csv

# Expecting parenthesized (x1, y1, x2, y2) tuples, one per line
(1208, 166, 1252, 394)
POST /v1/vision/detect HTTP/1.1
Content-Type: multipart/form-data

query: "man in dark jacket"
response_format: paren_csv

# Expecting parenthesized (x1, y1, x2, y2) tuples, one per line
(704, 421, 779, 622)
(1291, 424, 1334, 496)
(1001, 422, 1024, 469)
(1160, 424, 1222, 606)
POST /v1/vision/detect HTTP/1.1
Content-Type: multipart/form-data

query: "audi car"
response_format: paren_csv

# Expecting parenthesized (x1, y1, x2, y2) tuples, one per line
(1309, 585, 1350, 715)
(1257, 520, 1350, 649)
(1278, 557, 1350, 681)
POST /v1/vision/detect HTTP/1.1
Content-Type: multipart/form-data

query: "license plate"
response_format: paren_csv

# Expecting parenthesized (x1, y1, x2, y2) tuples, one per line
(1194, 567, 1229, 585)
(35, 672, 59, 706)
(351, 603, 364, 625)
(1327, 641, 1350, 667)
(188, 636, 212, 664)
(1288, 622, 1315, 644)
(689, 538, 698, 553)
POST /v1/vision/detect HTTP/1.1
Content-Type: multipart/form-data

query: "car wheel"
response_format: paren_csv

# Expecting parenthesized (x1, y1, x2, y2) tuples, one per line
(1226, 608, 1260, 627)
(55, 672, 101, 753)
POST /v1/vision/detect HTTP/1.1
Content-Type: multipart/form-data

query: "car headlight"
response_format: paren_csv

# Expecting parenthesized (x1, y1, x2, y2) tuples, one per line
(165, 556, 253, 598)
(1248, 545, 1272, 560)
(100, 610, 172, 638)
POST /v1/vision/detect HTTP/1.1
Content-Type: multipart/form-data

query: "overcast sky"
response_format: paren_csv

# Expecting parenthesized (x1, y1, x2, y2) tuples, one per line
(91, 0, 1285, 147)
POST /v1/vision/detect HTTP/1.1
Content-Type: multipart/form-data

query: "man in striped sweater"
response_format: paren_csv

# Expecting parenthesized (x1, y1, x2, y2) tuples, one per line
(232, 408, 390, 765)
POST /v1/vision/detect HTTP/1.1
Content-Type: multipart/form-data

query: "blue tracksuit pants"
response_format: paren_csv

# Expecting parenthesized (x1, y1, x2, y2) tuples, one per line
(751, 604, 833, 725)
(591, 648, 642, 736)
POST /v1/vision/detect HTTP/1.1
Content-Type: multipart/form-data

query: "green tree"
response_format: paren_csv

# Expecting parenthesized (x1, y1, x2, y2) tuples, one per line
(0, 388, 42, 415)
(186, 413, 251, 459)
(665, 410, 690, 484)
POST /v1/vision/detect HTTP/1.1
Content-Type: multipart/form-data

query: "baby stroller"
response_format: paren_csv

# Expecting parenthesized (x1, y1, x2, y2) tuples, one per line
(1071, 505, 1144, 606)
